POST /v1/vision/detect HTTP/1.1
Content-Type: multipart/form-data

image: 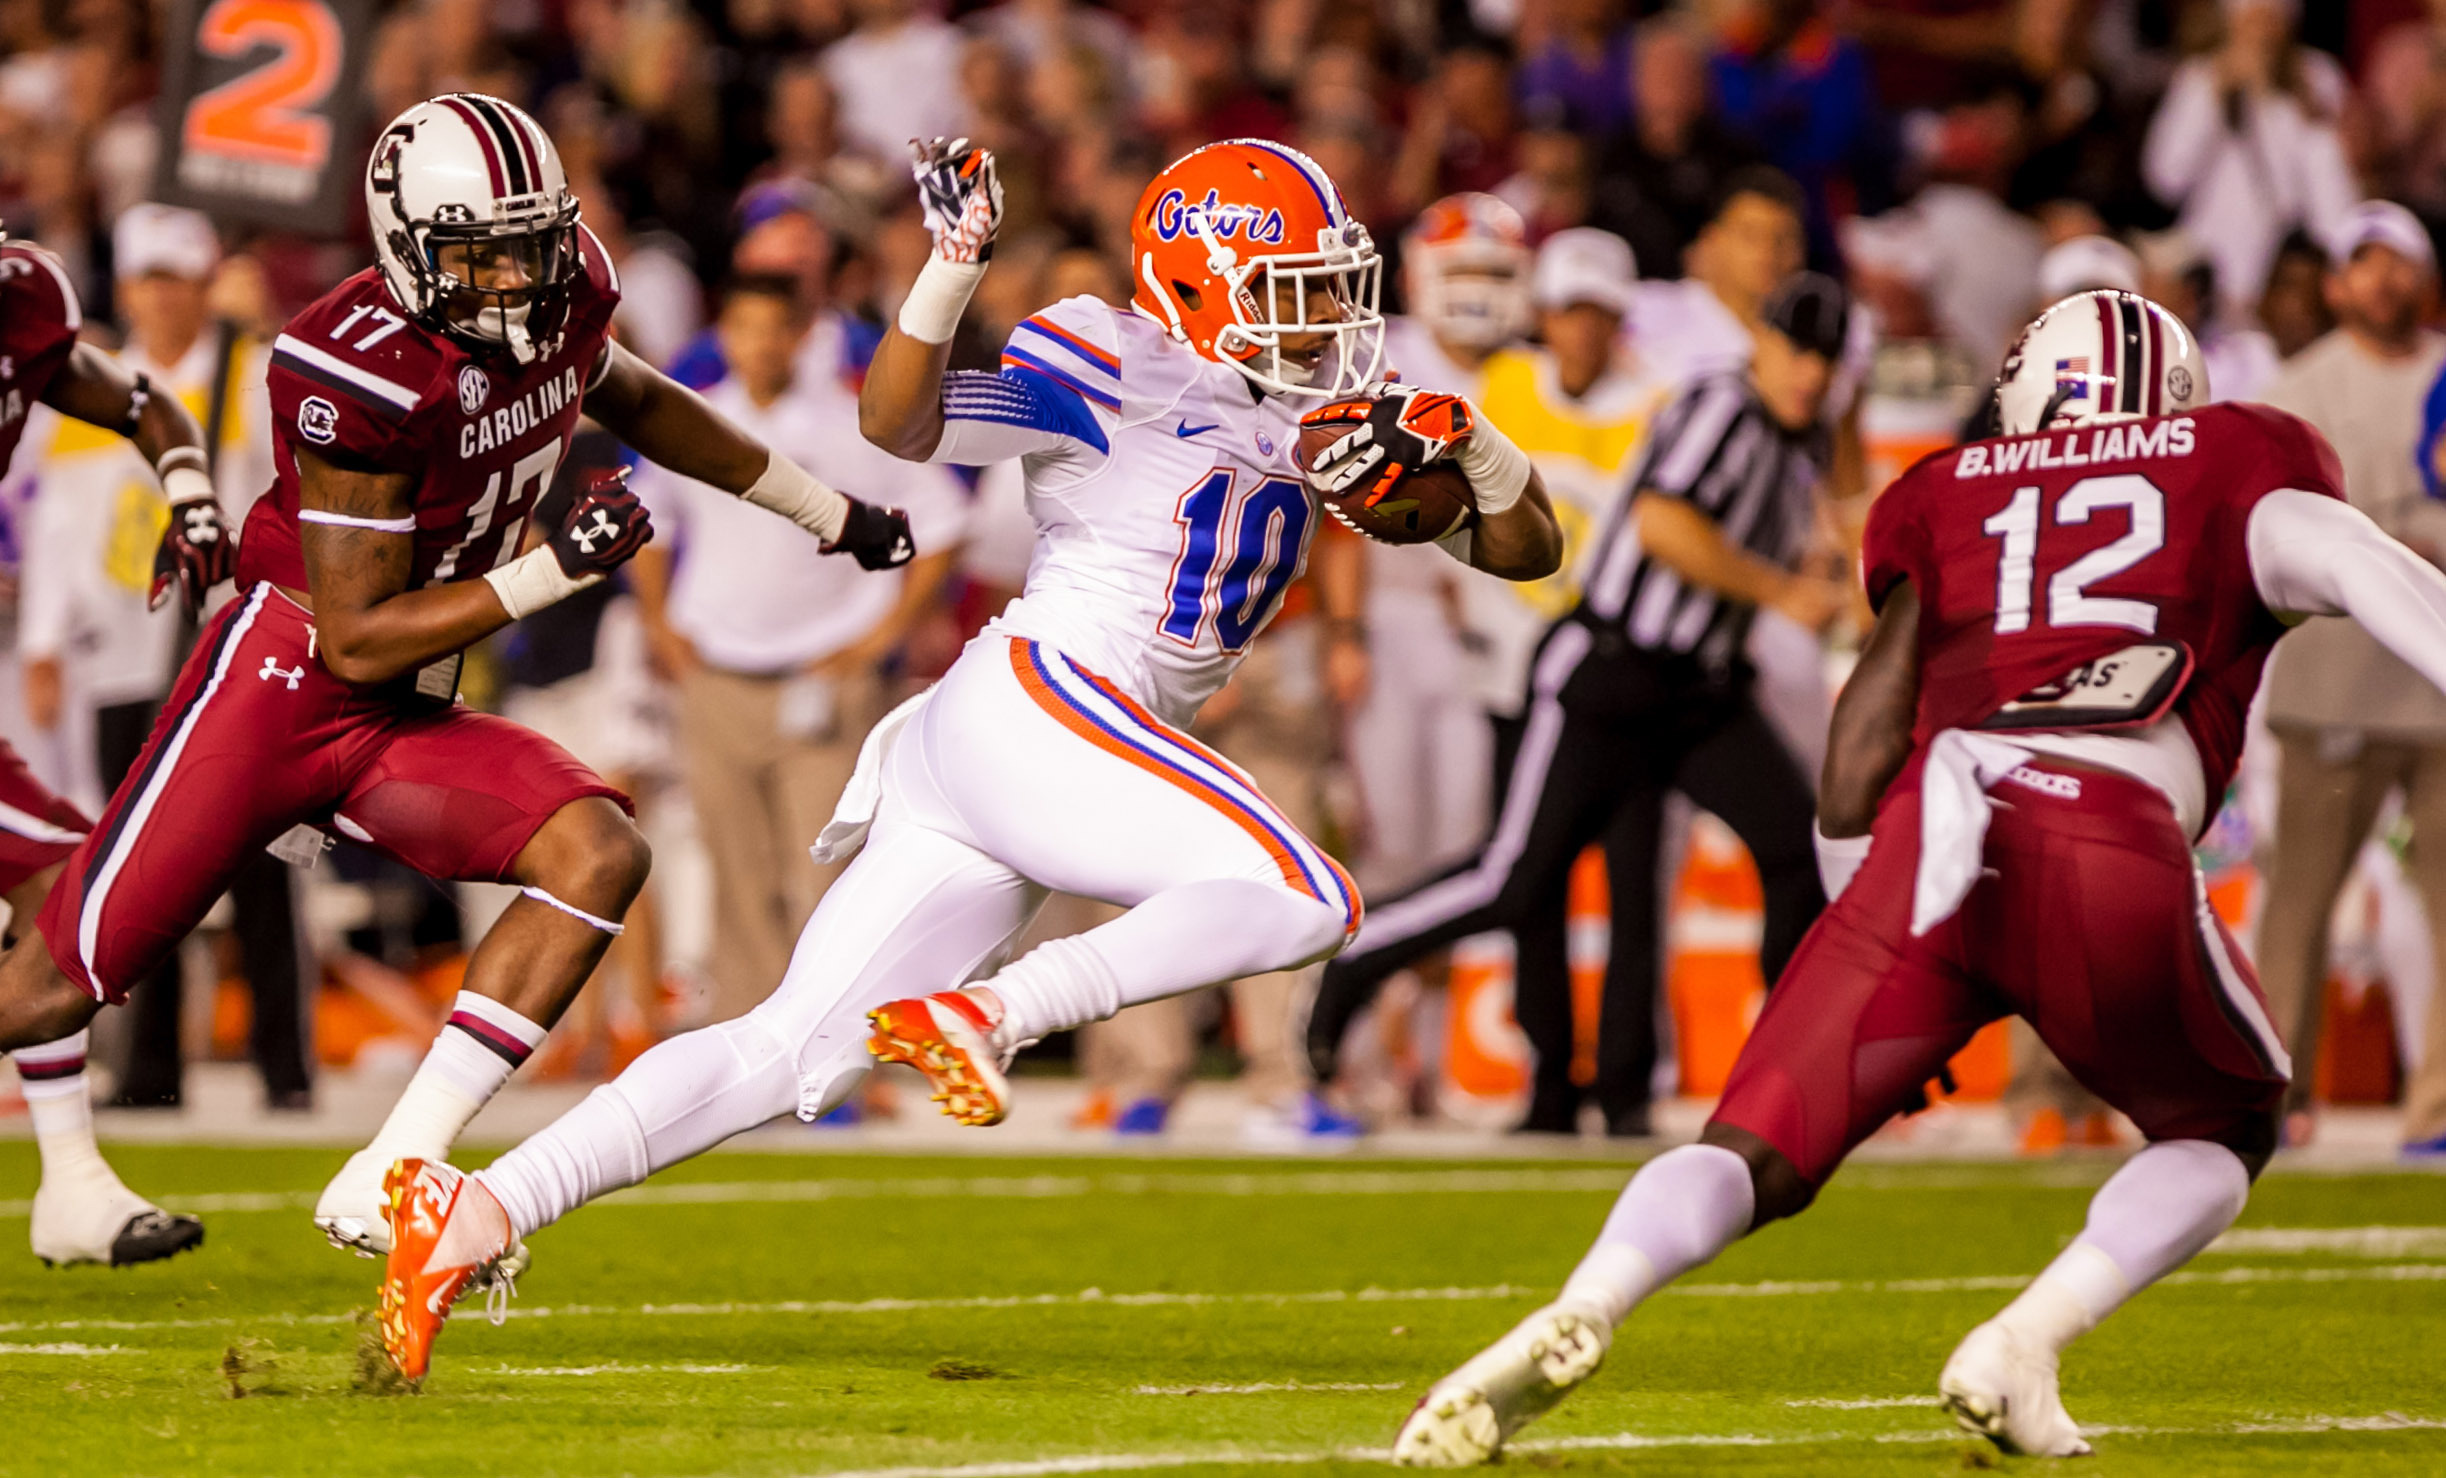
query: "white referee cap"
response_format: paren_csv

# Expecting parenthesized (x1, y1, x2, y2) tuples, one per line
(1531, 228, 1637, 317)
(113, 202, 220, 282)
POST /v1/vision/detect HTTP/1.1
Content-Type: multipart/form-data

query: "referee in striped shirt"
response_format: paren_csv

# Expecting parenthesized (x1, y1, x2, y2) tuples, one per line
(1310, 274, 1853, 1136)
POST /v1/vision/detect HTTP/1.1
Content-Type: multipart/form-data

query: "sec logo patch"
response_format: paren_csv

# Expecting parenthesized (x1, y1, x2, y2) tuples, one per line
(458, 364, 491, 414)
(297, 396, 339, 444)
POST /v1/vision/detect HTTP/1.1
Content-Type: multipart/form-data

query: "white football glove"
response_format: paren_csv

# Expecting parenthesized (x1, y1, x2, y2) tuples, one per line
(911, 137, 1003, 264)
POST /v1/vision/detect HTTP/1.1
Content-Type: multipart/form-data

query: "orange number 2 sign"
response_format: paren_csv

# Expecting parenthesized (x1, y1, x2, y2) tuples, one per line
(181, 0, 342, 172)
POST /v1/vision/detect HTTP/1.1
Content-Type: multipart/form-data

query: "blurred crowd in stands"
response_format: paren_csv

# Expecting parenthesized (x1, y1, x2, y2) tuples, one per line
(5, 0, 2446, 1151)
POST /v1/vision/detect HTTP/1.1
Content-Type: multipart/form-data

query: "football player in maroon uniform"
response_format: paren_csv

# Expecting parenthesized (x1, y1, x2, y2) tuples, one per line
(0, 95, 913, 1264)
(0, 228, 231, 1266)
(1392, 290, 2446, 1465)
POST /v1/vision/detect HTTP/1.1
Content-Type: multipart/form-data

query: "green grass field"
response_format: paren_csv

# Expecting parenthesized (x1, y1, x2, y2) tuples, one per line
(1, 1144, 2440, 1476)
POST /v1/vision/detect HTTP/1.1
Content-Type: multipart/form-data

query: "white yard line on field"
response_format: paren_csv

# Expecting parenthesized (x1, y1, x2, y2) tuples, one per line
(792, 1414, 2446, 1478)
(0, 1169, 1646, 1220)
(1132, 1382, 1404, 1395)
(1782, 1396, 1929, 1409)
(3, 1262, 2442, 1340)
(2209, 1225, 2446, 1258)
(0, 1342, 121, 1355)
(482, 1362, 755, 1377)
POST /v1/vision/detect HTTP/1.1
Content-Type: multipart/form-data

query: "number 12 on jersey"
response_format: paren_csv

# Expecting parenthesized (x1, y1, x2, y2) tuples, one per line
(1982, 473, 2166, 636)
(1161, 470, 1313, 651)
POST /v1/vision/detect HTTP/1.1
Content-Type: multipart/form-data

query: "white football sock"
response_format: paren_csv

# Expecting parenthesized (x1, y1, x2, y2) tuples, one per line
(478, 1013, 801, 1237)
(987, 880, 1344, 1045)
(1558, 1144, 1756, 1325)
(14, 1032, 112, 1187)
(1996, 1138, 2250, 1354)
(367, 993, 548, 1164)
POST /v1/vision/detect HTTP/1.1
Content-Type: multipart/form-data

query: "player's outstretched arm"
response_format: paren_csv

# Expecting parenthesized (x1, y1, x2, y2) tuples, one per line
(585, 341, 913, 570)
(1819, 580, 1921, 839)
(297, 450, 650, 684)
(2249, 489, 2446, 697)
(861, 138, 1001, 462)
(43, 342, 234, 616)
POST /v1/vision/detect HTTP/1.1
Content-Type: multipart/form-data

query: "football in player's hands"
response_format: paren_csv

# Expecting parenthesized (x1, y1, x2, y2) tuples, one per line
(549, 467, 653, 577)
(910, 137, 1003, 264)
(149, 498, 237, 616)
(829, 496, 916, 571)
(1297, 389, 1476, 545)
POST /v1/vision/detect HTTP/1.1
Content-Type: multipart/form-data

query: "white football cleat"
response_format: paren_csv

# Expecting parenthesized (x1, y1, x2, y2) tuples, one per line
(1939, 1318, 2093, 1458)
(1392, 1303, 1612, 1467)
(314, 1144, 396, 1256)
(31, 1171, 203, 1267)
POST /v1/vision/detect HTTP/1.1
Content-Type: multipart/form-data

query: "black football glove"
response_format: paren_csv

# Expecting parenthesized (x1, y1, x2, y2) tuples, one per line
(149, 497, 236, 617)
(828, 496, 916, 571)
(1299, 387, 1474, 506)
(548, 467, 654, 577)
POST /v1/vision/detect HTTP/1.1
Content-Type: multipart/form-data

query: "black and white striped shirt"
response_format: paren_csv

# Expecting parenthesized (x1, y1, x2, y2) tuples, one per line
(1578, 373, 1827, 671)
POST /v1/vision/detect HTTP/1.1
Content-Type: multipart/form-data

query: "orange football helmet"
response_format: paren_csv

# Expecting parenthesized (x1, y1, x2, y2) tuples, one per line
(1403, 192, 1532, 351)
(1129, 139, 1384, 399)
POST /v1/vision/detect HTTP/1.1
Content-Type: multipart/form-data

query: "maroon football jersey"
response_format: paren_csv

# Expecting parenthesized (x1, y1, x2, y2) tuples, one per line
(0, 240, 83, 477)
(1865, 401, 2346, 814)
(238, 225, 621, 595)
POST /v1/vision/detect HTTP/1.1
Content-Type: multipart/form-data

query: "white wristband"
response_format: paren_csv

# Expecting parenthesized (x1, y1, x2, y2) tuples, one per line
(1813, 823, 1871, 903)
(897, 256, 988, 344)
(1454, 411, 1530, 517)
(484, 546, 601, 621)
(161, 465, 216, 507)
(743, 453, 849, 544)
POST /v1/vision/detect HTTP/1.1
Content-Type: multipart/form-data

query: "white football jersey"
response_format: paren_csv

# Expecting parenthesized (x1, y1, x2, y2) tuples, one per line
(932, 295, 1316, 727)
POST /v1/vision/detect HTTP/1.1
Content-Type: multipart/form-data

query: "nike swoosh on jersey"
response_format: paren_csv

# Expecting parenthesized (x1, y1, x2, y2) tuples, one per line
(1175, 420, 1221, 438)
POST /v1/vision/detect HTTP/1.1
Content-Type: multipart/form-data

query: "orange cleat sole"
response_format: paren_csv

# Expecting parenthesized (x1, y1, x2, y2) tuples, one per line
(866, 1001, 1007, 1126)
(376, 1161, 428, 1382)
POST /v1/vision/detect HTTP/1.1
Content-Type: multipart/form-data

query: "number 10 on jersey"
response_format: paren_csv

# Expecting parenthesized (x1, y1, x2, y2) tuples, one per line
(1161, 470, 1312, 652)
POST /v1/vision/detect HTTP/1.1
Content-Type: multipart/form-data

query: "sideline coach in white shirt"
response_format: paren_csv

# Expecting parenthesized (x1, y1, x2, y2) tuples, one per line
(632, 276, 967, 1022)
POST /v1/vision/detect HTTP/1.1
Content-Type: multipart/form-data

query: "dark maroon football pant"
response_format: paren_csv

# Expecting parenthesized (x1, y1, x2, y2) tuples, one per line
(0, 740, 90, 896)
(1713, 757, 2288, 1186)
(39, 583, 627, 1004)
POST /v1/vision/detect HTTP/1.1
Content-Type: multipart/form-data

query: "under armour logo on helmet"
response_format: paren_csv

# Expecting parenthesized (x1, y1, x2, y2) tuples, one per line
(569, 508, 621, 553)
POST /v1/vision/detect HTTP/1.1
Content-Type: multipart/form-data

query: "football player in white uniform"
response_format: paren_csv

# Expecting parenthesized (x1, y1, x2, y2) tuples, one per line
(373, 138, 1560, 1378)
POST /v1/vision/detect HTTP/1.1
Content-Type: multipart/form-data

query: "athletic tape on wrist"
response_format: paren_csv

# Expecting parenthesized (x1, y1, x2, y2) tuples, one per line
(484, 545, 601, 621)
(1455, 412, 1530, 516)
(1813, 823, 1870, 902)
(743, 453, 848, 543)
(160, 465, 216, 507)
(300, 508, 416, 533)
(897, 257, 988, 344)
(156, 445, 209, 476)
(521, 884, 624, 935)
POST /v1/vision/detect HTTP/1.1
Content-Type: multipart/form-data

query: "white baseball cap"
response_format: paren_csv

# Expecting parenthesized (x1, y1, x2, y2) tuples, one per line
(1531, 227, 1637, 317)
(113, 202, 219, 282)
(2038, 234, 2140, 301)
(2325, 199, 2436, 274)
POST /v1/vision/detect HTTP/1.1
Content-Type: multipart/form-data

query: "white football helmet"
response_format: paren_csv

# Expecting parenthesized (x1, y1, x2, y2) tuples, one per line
(366, 94, 580, 365)
(1403, 192, 1533, 352)
(1994, 290, 2205, 436)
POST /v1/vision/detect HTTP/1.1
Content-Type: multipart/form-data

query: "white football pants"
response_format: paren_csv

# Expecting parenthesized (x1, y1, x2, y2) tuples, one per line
(477, 636, 1357, 1235)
